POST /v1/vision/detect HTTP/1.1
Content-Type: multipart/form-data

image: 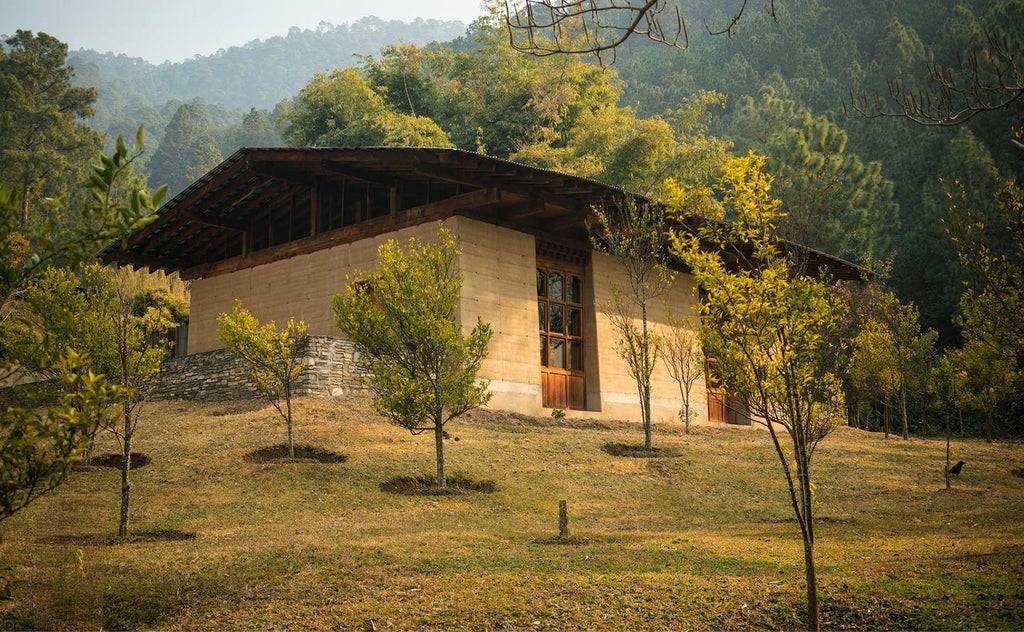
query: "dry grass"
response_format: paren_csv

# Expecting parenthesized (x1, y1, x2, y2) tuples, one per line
(1, 395, 1022, 630)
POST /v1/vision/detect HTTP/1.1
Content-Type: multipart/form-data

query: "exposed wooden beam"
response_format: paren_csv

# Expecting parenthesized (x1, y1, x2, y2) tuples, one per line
(501, 198, 550, 221)
(105, 249, 187, 273)
(248, 163, 316, 187)
(179, 210, 246, 232)
(545, 209, 590, 233)
(320, 161, 401, 186)
(181, 187, 501, 280)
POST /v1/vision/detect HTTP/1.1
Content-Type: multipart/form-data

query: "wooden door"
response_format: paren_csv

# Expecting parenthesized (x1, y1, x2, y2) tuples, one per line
(538, 263, 586, 410)
(707, 387, 726, 424)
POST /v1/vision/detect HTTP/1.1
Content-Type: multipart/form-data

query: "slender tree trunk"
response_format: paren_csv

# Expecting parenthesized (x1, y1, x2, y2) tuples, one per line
(900, 384, 909, 440)
(958, 409, 964, 437)
(769, 422, 821, 632)
(883, 400, 890, 440)
(945, 412, 951, 490)
(642, 385, 652, 450)
(119, 406, 132, 539)
(796, 443, 820, 632)
(434, 421, 446, 488)
(641, 309, 653, 451)
(803, 536, 820, 632)
(286, 392, 294, 458)
(118, 313, 132, 539)
(683, 398, 691, 435)
(20, 186, 29, 228)
(985, 409, 993, 443)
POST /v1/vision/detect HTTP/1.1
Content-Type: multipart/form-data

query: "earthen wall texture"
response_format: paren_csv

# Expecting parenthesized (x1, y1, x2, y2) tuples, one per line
(180, 216, 709, 424)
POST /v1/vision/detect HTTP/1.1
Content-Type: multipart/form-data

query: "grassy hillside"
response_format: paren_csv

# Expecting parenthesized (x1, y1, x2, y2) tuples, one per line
(1, 396, 1021, 630)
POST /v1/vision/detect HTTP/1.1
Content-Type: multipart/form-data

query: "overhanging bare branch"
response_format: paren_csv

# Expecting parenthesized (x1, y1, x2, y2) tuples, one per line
(503, 1, 777, 67)
(848, 29, 1024, 127)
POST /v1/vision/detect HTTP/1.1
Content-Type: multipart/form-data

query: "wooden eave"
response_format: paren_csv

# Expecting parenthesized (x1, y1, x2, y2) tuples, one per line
(98, 147, 624, 278)
(99, 146, 864, 282)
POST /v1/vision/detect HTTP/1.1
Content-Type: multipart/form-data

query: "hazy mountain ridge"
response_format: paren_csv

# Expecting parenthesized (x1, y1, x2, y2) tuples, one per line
(68, 16, 468, 111)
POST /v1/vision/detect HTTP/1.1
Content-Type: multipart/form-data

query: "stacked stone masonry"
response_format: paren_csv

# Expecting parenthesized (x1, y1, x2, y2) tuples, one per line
(153, 335, 367, 402)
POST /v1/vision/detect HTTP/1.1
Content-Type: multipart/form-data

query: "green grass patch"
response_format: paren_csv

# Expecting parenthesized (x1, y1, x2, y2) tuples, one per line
(1, 395, 1021, 630)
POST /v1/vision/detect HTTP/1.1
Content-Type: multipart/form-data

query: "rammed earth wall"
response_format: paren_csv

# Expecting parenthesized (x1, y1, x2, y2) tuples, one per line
(152, 335, 367, 402)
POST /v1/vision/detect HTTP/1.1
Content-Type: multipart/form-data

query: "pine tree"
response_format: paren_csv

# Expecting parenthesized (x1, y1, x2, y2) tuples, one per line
(147, 103, 224, 196)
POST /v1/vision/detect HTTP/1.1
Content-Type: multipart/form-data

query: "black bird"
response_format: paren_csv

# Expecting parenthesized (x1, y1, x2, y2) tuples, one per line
(948, 460, 965, 476)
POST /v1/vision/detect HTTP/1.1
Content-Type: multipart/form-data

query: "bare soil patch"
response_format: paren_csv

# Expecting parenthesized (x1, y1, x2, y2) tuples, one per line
(242, 444, 347, 464)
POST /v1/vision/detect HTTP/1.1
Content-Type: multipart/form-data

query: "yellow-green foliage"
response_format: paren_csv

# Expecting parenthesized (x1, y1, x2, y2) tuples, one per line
(0, 132, 163, 534)
(333, 227, 491, 485)
(0, 355, 111, 523)
(217, 301, 307, 401)
(673, 153, 847, 439)
(672, 152, 849, 631)
(216, 302, 308, 456)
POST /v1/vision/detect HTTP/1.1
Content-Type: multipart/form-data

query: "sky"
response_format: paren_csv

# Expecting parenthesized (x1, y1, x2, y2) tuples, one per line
(1, 0, 487, 64)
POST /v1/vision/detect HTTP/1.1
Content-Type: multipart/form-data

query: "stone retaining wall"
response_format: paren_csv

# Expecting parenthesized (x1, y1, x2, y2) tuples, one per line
(153, 335, 367, 402)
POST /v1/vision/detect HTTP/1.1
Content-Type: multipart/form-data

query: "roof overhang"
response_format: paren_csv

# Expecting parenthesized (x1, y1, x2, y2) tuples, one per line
(100, 146, 863, 282)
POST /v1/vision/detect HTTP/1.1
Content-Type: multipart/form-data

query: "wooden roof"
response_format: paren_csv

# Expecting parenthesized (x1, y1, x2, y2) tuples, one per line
(100, 147, 862, 281)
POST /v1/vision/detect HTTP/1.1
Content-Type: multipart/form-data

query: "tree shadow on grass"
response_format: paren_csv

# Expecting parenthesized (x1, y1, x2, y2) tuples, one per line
(601, 442, 681, 458)
(38, 529, 196, 546)
(243, 444, 347, 464)
(75, 452, 151, 471)
(532, 535, 602, 545)
(380, 473, 496, 496)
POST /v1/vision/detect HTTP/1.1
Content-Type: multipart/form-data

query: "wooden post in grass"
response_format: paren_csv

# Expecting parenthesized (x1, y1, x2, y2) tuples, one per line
(559, 500, 569, 539)
(945, 411, 952, 490)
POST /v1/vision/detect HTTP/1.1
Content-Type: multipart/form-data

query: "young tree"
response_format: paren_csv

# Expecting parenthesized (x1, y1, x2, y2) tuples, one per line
(6, 264, 182, 539)
(673, 153, 848, 632)
(216, 302, 309, 458)
(955, 337, 1019, 443)
(333, 228, 492, 487)
(660, 314, 704, 434)
(934, 350, 968, 438)
(1, 131, 162, 534)
(590, 198, 676, 451)
(848, 319, 899, 438)
(934, 350, 969, 488)
(97, 267, 178, 538)
(0, 354, 111, 523)
(850, 289, 937, 440)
